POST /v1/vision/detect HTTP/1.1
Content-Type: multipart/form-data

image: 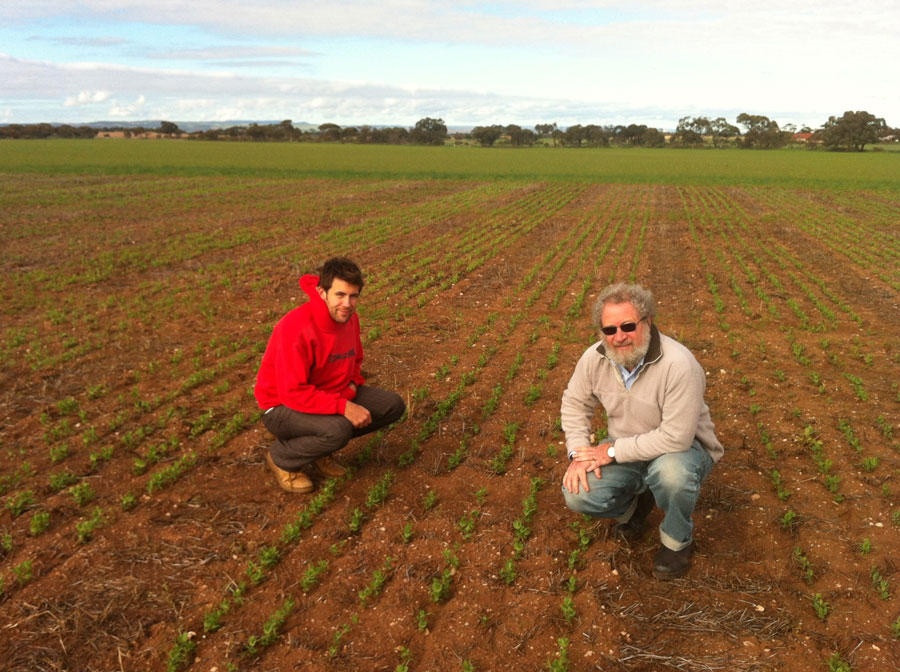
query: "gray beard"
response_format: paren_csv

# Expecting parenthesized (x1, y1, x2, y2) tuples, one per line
(605, 338, 651, 370)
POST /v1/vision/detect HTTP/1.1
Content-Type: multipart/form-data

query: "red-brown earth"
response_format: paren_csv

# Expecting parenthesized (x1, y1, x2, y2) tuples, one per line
(0, 175, 898, 671)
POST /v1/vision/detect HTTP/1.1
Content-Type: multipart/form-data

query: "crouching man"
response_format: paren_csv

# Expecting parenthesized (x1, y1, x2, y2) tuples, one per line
(254, 257, 405, 493)
(561, 283, 722, 578)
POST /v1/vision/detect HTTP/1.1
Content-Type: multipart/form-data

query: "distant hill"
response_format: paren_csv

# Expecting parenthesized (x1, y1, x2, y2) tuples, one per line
(0, 120, 476, 133)
(79, 120, 320, 133)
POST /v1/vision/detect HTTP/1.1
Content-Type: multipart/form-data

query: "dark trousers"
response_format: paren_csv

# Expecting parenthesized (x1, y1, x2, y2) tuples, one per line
(262, 386, 406, 472)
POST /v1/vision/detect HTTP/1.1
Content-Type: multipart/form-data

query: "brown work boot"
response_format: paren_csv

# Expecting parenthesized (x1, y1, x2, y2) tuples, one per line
(266, 453, 314, 493)
(315, 455, 347, 478)
(652, 542, 692, 579)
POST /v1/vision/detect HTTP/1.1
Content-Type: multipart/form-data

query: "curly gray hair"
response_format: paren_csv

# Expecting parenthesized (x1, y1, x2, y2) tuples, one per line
(592, 283, 657, 328)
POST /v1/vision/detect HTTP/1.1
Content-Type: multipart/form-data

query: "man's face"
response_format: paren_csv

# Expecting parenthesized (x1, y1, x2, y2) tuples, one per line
(600, 301, 651, 370)
(317, 278, 361, 324)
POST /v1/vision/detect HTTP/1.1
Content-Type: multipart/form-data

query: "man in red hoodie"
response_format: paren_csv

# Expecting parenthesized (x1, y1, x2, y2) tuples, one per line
(254, 257, 406, 493)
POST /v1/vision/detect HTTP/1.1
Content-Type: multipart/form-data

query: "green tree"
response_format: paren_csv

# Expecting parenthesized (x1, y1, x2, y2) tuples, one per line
(158, 121, 180, 135)
(563, 124, 586, 147)
(534, 122, 557, 139)
(471, 125, 503, 146)
(670, 116, 706, 146)
(505, 124, 534, 146)
(318, 123, 342, 142)
(709, 117, 740, 148)
(641, 127, 666, 147)
(820, 110, 887, 151)
(736, 113, 785, 149)
(411, 117, 447, 145)
(583, 124, 610, 147)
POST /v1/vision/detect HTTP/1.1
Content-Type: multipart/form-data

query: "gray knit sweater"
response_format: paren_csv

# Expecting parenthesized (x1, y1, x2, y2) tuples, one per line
(561, 325, 723, 464)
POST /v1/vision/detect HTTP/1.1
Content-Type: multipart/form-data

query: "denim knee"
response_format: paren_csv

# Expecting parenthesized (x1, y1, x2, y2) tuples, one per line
(562, 481, 633, 519)
(646, 444, 712, 501)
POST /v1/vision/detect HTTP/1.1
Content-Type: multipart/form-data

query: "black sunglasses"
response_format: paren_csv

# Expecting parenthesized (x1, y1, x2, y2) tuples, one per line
(600, 317, 646, 336)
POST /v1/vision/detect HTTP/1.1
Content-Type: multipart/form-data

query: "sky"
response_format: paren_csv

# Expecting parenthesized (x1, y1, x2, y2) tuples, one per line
(1, 1, 898, 130)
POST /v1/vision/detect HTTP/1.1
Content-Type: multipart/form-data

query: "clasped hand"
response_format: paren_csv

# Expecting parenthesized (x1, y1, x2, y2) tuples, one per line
(343, 400, 371, 428)
(563, 442, 613, 495)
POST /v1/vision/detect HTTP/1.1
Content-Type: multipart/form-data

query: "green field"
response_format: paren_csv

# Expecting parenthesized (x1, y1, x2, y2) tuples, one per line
(2, 139, 899, 189)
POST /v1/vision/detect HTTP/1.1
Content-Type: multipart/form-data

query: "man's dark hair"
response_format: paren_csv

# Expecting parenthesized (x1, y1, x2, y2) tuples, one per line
(318, 257, 364, 292)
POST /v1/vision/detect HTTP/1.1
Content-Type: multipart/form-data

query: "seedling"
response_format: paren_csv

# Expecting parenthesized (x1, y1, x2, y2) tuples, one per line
(258, 545, 280, 570)
(416, 608, 429, 632)
(423, 490, 437, 512)
(826, 652, 851, 672)
(395, 646, 412, 672)
(203, 599, 231, 633)
(359, 557, 393, 606)
(245, 597, 295, 654)
(348, 507, 365, 533)
(365, 470, 394, 509)
(547, 637, 570, 672)
(166, 632, 196, 672)
(328, 623, 351, 658)
(870, 567, 890, 600)
(121, 492, 137, 511)
(457, 510, 480, 541)
(49, 471, 78, 492)
(29, 510, 50, 536)
(75, 507, 104, 543)
(860, 456, 879, 472)
(69, 482, 96, 506)
(245, 560, 266, 585)
(49, 443, 69, 464)
(780, 509, 799, 532)
(857, 538, 872, 555)
(811, 593, 830, 620)
(401, 522, 414, 543)
(6, 490, 35, 518)
(13, 559, 33, 585)
(792, 547, 814, 583)
(560, 595, 576, 624)
(770, 469, 791, 501)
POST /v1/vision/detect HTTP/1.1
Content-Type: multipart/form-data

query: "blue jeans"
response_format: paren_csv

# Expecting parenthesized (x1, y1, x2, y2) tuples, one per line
(562, 440, 714, 551)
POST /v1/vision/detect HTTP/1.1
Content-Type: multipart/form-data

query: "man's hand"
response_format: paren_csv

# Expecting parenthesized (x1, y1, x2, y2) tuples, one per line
(562, 442, 614, 494)
(343, 400, 371, 429)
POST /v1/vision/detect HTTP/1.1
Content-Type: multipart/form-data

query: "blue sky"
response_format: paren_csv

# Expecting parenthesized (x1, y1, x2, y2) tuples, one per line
(1, 1, 897, 130)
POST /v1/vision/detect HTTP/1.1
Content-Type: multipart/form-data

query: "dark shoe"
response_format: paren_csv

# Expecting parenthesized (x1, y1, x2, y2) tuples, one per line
(615, 489, 656, 541)
(266, 453, 314, 493)
(315, 455, 347, 478)
(653, 543, 692, 579)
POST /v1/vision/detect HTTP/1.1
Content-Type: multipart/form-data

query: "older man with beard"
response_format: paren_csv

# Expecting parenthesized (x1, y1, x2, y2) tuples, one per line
(561, 283, 723, 579)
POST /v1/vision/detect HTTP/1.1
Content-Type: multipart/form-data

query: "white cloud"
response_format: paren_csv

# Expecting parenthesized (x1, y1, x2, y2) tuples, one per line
(147, 45, 316, 60)
(108, 94, 145, 117)
(63, 89, 111, 106)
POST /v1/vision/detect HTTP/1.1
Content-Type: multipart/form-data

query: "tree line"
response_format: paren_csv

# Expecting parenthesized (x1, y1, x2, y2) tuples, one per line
(1, 112, 895, 151)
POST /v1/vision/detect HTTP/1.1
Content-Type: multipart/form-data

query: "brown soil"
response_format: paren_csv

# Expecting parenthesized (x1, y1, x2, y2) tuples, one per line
(1, 176, 898, 672)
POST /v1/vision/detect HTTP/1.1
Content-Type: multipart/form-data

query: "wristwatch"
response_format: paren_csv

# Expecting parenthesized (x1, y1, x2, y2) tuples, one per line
(606, 445, 616, 461)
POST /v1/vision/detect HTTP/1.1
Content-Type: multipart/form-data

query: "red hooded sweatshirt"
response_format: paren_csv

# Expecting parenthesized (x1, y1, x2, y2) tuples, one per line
(254, 274, 365, 414)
